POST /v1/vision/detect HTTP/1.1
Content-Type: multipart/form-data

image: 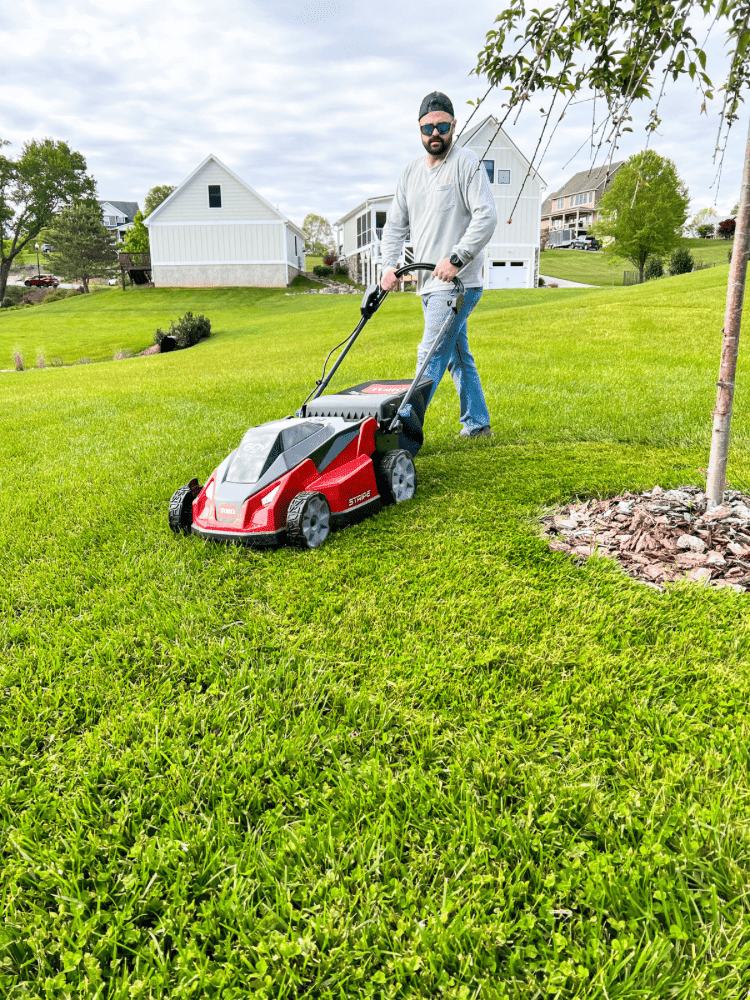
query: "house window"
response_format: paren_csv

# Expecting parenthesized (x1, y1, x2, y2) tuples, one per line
(208, 185, 222, 208)
(497, 169, 510, 185)
(356, 212, 371, 249)
(482, 160, 494, 184)
(556, 197, 565, 209)
(294, 236, 298, 254)
(375, 211, 386, 238)
(572, 192, 591, 206)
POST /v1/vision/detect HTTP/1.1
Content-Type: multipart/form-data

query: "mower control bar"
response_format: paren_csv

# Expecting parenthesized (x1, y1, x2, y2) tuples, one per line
(300, 263, 464, 416)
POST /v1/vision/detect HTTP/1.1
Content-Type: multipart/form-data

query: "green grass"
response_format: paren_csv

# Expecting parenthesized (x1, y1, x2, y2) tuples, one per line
(541, 238, 734, 286)
(4, 267, 750, 997)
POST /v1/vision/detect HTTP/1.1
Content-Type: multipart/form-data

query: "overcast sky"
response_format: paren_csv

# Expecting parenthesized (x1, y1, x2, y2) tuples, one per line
(1, 0, 743, 228)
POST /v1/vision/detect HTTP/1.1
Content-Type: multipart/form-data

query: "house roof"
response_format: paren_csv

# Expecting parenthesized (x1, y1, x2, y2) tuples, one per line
(540, 160, 624, 216)
(98, 200, 139, 220)
(457, 115, 546, 188)
(334, 194, 395, 228)
(143, 154, 305, 239)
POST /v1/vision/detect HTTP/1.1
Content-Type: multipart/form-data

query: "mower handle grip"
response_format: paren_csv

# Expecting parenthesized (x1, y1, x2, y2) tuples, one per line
(360, 262, 464, 318)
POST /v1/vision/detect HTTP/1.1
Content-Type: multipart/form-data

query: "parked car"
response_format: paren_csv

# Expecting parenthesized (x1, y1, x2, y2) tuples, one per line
(24, 274, 59, 287)
(41, 244, 54, 253)
(570, 237, 600, 251)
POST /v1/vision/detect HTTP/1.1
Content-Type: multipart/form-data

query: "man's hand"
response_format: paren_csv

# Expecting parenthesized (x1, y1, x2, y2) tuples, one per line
(433, 258, 459, 282)
(381, 269, 402, 292)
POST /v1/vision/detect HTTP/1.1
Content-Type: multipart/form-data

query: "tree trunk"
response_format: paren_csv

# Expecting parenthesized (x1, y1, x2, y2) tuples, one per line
(0, 258, 11, 302)
(706, 114, 750, 508)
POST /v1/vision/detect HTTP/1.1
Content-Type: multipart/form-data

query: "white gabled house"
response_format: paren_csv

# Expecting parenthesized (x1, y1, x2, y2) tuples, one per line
(334, 116, 545, 290)
(144, 155, 306, 287)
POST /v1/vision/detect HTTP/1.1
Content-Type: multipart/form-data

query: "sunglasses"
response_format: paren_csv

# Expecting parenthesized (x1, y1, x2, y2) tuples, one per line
(420, 122, 452, 135)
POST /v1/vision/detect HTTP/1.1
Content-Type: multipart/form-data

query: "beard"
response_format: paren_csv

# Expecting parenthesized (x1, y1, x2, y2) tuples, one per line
(423, 133, 452, 158)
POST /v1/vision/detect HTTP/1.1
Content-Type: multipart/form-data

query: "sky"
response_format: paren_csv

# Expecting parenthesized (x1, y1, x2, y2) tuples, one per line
(1, 0, 744, 229)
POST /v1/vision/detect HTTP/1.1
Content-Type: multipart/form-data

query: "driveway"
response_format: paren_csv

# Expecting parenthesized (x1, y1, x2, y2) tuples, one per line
(539, 275, 598, 288)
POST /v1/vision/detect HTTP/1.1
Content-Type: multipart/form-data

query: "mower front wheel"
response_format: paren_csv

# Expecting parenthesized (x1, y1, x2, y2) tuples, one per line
(376, 450, 417, 504)
(168, 478, 201, 535)
(287, 491, 331, 549)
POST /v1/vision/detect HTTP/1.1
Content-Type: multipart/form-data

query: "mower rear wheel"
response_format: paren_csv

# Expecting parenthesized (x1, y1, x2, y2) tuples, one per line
(168, 484, 196, 535)
(287, 491, 331, 549)
(377, 450, 417, 504)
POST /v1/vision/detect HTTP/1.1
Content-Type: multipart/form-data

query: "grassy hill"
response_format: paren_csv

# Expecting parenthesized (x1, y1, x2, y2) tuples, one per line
(3, 267, 750, 997)
(540, 237, 734, 286)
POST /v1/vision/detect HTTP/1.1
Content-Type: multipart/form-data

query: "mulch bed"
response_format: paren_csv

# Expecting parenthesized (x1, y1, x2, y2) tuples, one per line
(542, 485, 750, 592)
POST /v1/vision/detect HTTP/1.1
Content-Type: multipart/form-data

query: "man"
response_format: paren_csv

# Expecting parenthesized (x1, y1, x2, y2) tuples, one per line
(380, 91, 498, 438)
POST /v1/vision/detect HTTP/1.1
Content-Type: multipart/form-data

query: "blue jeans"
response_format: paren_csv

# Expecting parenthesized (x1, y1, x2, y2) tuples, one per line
(418, 286, 490, 434)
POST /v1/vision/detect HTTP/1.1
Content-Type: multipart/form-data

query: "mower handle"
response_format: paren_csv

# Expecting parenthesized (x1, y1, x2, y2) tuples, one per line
(360, 262, 465, 318)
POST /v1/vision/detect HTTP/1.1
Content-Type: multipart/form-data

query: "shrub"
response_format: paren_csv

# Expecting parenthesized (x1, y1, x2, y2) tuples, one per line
(154, 312, 211, 350)
(13, 349, 24, 371)
(718, 218, 736, 239)
(323, 253, 337, 267)
(41, 289, 67, 304)
(313, 265, 333, 277)
(669, 246, 694, 275)
(37, 351, 46, 369)
(644, 256, 664, 280)
(334, 262, 349, 275)
(2, 286, 24, 307)
(51, 357, 64, 367)
(76, 357, 93, 365)
(114, 349, 134, 361)
(66, 286, 85, 298)
(537, 276, 545, 287)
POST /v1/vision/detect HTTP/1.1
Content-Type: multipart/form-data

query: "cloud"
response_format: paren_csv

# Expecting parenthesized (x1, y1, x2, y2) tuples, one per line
(0, 0, 743, 227)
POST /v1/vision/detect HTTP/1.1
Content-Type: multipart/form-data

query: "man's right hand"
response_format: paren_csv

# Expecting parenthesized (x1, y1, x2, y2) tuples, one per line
(380, 269, 401, 292)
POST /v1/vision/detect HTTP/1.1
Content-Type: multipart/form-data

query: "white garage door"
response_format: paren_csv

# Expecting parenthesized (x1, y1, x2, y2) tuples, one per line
(487, 260, 529, 289)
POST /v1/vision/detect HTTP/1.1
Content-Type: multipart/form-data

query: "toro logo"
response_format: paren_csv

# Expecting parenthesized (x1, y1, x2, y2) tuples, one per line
(348, 489, 372, 508)
(215, 502, 238, 522)
(362, 383, 409, 395)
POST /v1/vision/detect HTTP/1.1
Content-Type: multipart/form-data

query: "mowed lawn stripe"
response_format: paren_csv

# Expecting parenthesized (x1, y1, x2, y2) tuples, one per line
(2, 266, 750, 997)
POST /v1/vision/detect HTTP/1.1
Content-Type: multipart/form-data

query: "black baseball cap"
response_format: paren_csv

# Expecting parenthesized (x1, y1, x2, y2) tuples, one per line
(418, 91, 454, 120)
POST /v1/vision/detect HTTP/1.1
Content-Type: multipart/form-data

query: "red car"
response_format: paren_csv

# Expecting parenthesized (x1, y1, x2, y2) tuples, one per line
(24, 274, 59, 288)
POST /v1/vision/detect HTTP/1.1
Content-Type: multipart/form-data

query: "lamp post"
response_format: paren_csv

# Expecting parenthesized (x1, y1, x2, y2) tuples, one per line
(34, 243, 40, 277)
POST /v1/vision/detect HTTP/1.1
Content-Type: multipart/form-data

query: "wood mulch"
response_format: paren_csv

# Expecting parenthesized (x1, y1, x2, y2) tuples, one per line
(541, 485, 750, 592)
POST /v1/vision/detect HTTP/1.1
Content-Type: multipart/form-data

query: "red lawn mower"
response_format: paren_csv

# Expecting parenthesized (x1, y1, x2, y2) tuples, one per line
(168, 263, 464, 549)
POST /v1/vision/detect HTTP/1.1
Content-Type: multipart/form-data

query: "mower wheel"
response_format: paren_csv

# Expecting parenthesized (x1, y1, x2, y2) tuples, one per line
(376, 450, 417, 504)
(168, 484, 196, 535)
(287, 491, 331, 549)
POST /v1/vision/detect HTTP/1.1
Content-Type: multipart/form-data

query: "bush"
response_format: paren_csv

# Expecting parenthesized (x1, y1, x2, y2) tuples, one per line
(334, 261, 349, 275)
(2, 286, 24, 308)
(66, 286, 85, 298)
(312, 265, 333, 277)
(13, 349, 24, 371)
(644, 256, 664, 281)
(323, 253, 337, 267)
(41, 289, 67, 304)
(51, 357, 64, 367)
(154, 311, 211, 350)
(669, 246, 694, 275)
(696, 224, 715, 239)
(537, 276, 545, 287)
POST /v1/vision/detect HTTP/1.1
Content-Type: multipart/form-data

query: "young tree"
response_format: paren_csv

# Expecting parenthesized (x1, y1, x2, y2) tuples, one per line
(46, 202, 118, 292)
(718, 218, 737, 239)
(0, 138, 96, 300)
(474, 0, 750, 507)
(301, 213, 334, 256)
(593, 151, 689, 282)
(144, 184, 175, 217)
(697, 223, 716, 238)
(120, 210, 150, 254)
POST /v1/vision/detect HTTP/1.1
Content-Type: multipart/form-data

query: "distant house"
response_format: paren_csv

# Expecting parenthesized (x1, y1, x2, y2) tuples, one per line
(98, 200, 140, 241)
(334, 116, 545, 290)
(143, 155, 305, 288)
(540, 161, 624, 245)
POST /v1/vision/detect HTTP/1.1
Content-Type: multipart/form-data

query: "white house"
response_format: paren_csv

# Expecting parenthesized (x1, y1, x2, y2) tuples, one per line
(144, 155, 306, 287)
(98, 201, 139, 242)
(334, 116, 545, 290)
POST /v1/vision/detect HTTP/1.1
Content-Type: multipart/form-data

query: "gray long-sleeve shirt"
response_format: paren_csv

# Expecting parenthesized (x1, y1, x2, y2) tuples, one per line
(380, 144, 498, 296)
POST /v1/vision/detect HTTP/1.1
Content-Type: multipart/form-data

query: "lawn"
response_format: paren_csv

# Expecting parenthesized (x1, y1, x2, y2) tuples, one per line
(540, 238, 734, 287)
(3, 267, 750, 998)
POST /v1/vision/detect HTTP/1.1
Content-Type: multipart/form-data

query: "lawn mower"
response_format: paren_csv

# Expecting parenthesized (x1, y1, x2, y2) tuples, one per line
(168, 262, 464, 549)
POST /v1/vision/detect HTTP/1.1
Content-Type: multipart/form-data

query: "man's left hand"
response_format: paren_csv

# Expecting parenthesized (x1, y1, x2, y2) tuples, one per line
(433, 258, 459, 282)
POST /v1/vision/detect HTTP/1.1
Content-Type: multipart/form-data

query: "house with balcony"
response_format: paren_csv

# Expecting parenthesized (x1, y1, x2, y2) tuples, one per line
(334, 116, 545, 290)
(98, 201, 140, 242)
(540, 161, 624, 246)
